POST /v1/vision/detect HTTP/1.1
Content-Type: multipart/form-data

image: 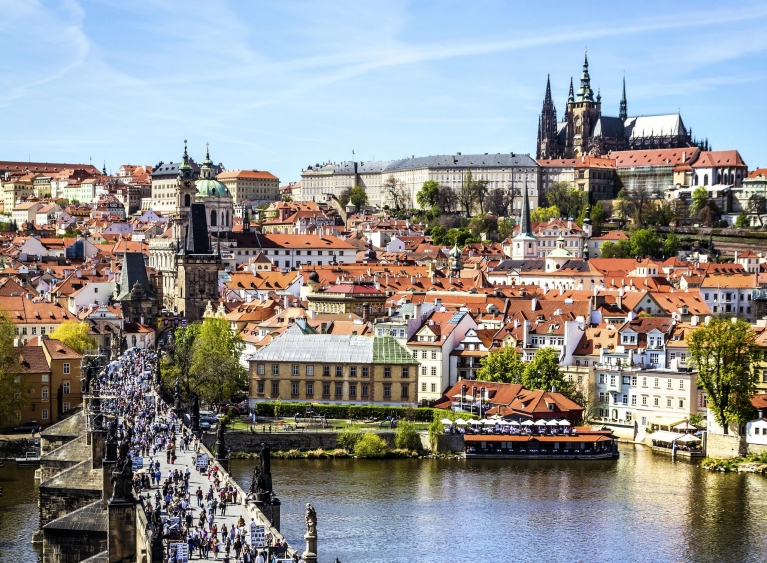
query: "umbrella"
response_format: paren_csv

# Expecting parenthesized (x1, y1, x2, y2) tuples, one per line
(546, 420, 559, 426)
(499, 420, 511, 426)
(521, 420, 534, 426)
(440, 418, 454, 425)
(558, 419, 571, 426)
(455, 419, 468, 426)
(483, 419, 496, 426)
(469, 419, 482, 425)
(509, 420, 521, 426)
(534, 419, 547, 425)
(677, 434, 701, 443)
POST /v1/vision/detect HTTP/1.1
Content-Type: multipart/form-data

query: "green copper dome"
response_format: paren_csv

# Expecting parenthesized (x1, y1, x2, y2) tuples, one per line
(195, 177, 230, 197)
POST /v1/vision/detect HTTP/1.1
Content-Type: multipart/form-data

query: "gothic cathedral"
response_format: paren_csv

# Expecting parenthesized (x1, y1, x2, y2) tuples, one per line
(536, 52, 697, 159)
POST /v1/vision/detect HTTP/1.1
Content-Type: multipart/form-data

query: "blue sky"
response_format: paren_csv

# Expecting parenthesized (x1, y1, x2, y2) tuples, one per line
(1, 0, 766, 182)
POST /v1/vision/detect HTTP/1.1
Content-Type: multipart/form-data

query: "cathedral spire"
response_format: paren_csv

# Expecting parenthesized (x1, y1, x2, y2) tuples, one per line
(619, 75, 628, 121)
(519, 182, 533, 238)
(545, 74, 553, 104)
(568, 77, 574, 103)
(576, 50, 594, 102)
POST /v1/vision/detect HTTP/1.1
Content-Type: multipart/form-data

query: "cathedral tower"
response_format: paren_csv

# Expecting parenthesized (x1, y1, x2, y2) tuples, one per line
(511, 180, 538, 260)
(619, 76, 628, 122)
(565, 51, 602, 158)
(536, 75, 560, 159)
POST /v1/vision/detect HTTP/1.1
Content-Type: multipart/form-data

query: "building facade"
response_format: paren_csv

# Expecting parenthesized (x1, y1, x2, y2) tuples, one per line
(217, 170, 280, 205)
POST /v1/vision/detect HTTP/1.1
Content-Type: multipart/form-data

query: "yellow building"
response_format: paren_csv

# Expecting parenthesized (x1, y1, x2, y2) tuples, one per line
(249, 323, 418, 406)
(217, 170, 280, 205)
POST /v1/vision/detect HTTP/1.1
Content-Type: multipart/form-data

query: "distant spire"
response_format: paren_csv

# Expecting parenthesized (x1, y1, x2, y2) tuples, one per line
(619, 75, 628, 121)
(576, 50, 594, 102)
(568, 77, 575, 103)
(519, 183, 533, 238)
(179, 139, 194, 180)
(596, 88, 601, 103)
(102, 161, 107, 175)
(544, 74, 553, 104)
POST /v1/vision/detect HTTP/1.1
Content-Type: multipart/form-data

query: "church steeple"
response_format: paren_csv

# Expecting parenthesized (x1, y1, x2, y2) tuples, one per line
(544, 74, 553, 104)
(512, 181, 537, 260)
(619, 75, 628, 121)
(200, 143, 215, 180)
(178, 140, 194, 181)
(536, 74, 559, 159)
(568, 77, 574, 103)
(576, 50, 594, 102)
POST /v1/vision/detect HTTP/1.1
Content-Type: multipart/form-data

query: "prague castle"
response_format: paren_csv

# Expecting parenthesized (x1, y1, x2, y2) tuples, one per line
(536, 53, 698, 159)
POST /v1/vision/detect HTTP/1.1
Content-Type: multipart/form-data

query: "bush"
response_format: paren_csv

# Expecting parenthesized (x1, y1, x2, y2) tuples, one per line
(395, 420, 420, 451)
(427, 415, 444, 451)
(253, 402, 437, 422)
(354, 433, 389, 458)
(337, 427, 363, 451)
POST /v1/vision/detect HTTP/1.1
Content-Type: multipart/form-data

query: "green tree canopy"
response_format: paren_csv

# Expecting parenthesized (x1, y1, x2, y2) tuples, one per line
(735, 212, 751, 229)
(663, 232, 680, 258)
(688, 318, 758, 434)
(600, 240, 631, 258)
(522, 347, 572, 395)
(590, 200, 607, 231)
(0, 307, 24, 425)
(531, 205, 560, 222)
(545, 182, 586, 219)
(475, 345, 524, 384)
(416, 180, 441, 209)
(690, 186, 710, 217)
(50, 321, 97, 354)
(629, 228, 660, 258)
(348, 185, 368, 210)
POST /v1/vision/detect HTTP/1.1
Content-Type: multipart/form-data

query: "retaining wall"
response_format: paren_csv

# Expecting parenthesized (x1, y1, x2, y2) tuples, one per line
(706, 432, 767, 458)
(204, 430, 398, 453)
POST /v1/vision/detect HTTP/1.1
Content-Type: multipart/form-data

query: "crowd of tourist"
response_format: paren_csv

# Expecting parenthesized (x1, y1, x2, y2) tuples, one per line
(97, 347, 303, 563)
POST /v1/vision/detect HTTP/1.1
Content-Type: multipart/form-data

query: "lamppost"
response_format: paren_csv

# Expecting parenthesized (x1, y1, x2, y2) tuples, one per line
(461, 384, 466, 412)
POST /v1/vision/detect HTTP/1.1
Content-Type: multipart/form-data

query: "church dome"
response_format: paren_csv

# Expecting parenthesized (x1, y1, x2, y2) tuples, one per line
(308, 271, 320, 283)
(195, 177, 230, 197)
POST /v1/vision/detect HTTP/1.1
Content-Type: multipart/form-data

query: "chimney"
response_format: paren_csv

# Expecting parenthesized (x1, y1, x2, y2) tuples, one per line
(362, 302, 369, 322)
(531, 297, 537, 312)
(690, 315, 699, 327)
(616, 294, 622, 310)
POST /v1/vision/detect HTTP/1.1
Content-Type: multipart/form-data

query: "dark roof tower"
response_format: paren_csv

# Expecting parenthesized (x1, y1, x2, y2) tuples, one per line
(115, 252, 156, 301)
(536, 74, 559, 159)
(568, 77, 575, 103)
(619, 76, 628, 121)
(519, 180, 533, 238)
(185, 203, 212, 255)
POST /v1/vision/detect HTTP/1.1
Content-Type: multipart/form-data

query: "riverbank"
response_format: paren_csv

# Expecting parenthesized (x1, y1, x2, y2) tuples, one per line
(702, 452, 767, 473)
(230, 447, 422, 460)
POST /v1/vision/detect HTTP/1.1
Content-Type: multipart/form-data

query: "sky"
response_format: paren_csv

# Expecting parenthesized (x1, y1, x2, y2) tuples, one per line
(1, 0, 766, 183)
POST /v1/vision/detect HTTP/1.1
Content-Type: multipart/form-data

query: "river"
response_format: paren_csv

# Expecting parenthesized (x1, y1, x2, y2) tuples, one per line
(231, 446, 767, 563)
(3, 445, 767, 562)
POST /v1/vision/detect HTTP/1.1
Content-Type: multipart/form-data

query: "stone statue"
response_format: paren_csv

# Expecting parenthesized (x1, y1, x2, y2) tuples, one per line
(110, 441, 134, 501)
(249, 465, 261, 496)
(190, 393, 200, 434)
(105, 418, 118, 461)
(256, 443, 272, 495)
(173, 378, 182, 412)
(305, 503, 317, 536)
(216, 417, 227, 442)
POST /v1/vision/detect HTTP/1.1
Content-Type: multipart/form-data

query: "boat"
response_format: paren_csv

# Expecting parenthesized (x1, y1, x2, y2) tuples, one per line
(464, 431, 619, 460)
(15, 451, 41, 465)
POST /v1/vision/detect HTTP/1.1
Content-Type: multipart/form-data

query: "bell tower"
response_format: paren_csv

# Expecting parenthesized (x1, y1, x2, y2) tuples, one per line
(175, 140, 197, 218)
(565, 51, 602, 158)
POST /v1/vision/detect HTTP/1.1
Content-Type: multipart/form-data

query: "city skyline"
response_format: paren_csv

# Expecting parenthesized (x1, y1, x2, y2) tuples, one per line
(1, 0, 766, 182)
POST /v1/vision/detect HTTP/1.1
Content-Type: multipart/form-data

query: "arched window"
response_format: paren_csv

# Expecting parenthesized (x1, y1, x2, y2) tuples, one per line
(210, 210, 217, 226)
(693, 174, 698, 185)
(225, 211, 229, 226)
(220, 211, 225, 227)
(703, 174, 708, 186)
(184, 194, 190, 207)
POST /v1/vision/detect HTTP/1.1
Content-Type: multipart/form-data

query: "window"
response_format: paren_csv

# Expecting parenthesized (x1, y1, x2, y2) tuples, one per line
(421, 383, 427, 391)
(431, 383, 436, 393)
(622, 395, 628, 405)
(654, 378, 659, 388)
(322, 384, 330, 396)
(430, 366, 437, 377)
(384, 367, 391, 378)
(383, 385, 391, 398)
(257, 381, 265, 394)
(599, 392, 605, 403)
(421, 366, 427, 375)
(362, 366, 369, 378)
(292, 365, 299, 376)
(666, 398, 672, 407)
(31, 327, 36, 335)
(257, 364, 265, 375)
(272, 364, 279, 376)
(272, 382, 280, 395)
(291, 383, 299, 395)
(678, 399, 684, 409)
(349, 384, 357, 397)
(63, 363, 70, 375)
(361, 384, 369, 397)
(667, 379, 672, 389)
(42, 409, 48, 420)
(323, 366, 330, 377)
(335, 384, 342, 396)
(336, 366, 343, 378)
(679, 380, 684, 390)
(401, 367, 409, 379)
(350, 366, 357, 378)
(401, 384, 409, 398)
(622, 376, 630, 385)
(610, 375, 616, 386)
(421, 351, 427, 359)
(599, 374, 605, 384)
(42, 387, 48, 399)
(63, 402, 70, 412)
(653, 397, 659, 407)
(22, 327, 27, 335)
(307, 365, 314, 377)
(63, 382, 70, 394)
(631, 395, 637, 406)
(431, 351, 437, 360)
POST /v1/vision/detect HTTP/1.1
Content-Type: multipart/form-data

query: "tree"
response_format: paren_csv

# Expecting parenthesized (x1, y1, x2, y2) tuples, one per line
(663, 232, 680, 258)
(697, 201, 720, 227)
(646, 202, 674, 226)
(484, 188, 513, 217)
(600, 240, 630, 258)
(545, 182, 586, 219)
(0, 307, 24, 425)
(748, 194, 767, 226)
(531, 205, 560, 222)
(457, 170, 480, 216)
(590, 200, 607, 231)
(616, 187, 652, 225)
(50, 321, 96, 354)
(690, 186, 709, 217)
(437, 185, 458, 214)
(348, 185, 368, 211)
(475, 345, 524, 384)
(629, 228, 659, 258)
(687, 318, 758, 434)
(161, 323, 201, 399)
(394, 420, 419, 450)
(383, 176, 409, 211)
(735, 212, 751, 229)
(522, 347, 571, 395)
(416, 180, 440, 210)
(191, 316, 248, 409)
(354, 433, 388, 458)
(338, 186, 352, 208)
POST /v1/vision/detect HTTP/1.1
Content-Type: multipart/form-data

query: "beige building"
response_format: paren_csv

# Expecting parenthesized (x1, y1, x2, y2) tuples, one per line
(217, 170, 280, 205)
(300, 153, 540, 213)
(249, 323, 418, 406)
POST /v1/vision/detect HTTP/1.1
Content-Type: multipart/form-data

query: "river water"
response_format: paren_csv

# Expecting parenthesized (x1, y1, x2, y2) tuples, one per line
(231, 446, 767, 563)
(3, 446, 766, 563)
